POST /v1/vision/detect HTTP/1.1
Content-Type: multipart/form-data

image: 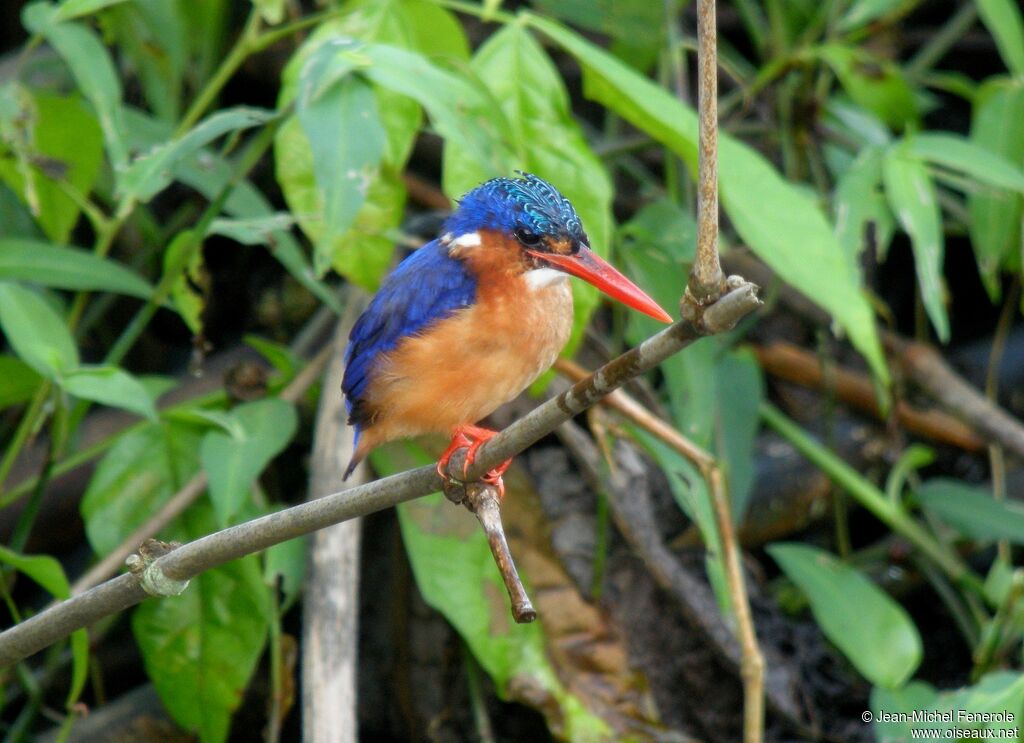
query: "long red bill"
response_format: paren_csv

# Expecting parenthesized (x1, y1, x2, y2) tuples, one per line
(529, 247, 674, 323)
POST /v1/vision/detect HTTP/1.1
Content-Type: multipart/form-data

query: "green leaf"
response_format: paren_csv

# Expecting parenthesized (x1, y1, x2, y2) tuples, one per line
(0, 92, 103, 243)
(768, 543, 922, 688)
(817, 44, 918, 129)
(81, 420, 203, 555)
(0, 281, 78, 377)
(252, 0, 284, 24)
(0, 545, 89, 706)
(119, 107, 275, 203)
(22, 2, 128, 173)
(0, 239, 153, 298)
(296, 53, 386, 267)
(444, 23, 612, 358)
(530, 0, 662, 40)
(274, 0, 469, 287)
(917, 478, 1024, 543)
(62, 366, 157, 420)
(715, 350, 763, 523)
(910, 133, 1024, 192)
(132, 501, 270, 743)
(264, 533, 306, 612)
(0, 355, 43, 408)
(978, 0, 1024, 76)
(373, 442, 613, 740)
(117, 107, 340, 313)
(52, 0, 131, 21)
(967, 80, 1024, 298)
(162, 230, 206, 335)
(870, 680, 939, 742)
(102, 1, 189, 122)
(531, 14, 889, 384)
(200, 399, 298, 526)
(882, 145, 949, 342)
(208, 214, 297, 246)
(244, 335, 299, 376)
(837, 0, 908, 31)
(834, 146, 894, 261)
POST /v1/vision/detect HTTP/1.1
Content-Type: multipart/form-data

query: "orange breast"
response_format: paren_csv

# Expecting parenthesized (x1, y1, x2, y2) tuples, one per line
(356, 270, 573, 453)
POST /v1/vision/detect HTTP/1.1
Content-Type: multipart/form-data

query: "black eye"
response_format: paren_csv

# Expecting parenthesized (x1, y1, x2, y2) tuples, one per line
(514, 228, 542, 247)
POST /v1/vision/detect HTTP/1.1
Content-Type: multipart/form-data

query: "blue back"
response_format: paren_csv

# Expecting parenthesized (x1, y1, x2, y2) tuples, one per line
(343, 238, 477, 428)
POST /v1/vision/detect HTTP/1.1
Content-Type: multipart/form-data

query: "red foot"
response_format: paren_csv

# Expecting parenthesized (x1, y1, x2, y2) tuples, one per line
(436, 425, 513, 497)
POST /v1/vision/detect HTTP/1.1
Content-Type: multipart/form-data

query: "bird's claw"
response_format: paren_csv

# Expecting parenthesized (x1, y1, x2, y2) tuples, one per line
(436, 426, 512, 499)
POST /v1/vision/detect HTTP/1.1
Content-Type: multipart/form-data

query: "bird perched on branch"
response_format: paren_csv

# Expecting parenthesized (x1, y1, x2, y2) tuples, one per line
(342, 173, 672, 493)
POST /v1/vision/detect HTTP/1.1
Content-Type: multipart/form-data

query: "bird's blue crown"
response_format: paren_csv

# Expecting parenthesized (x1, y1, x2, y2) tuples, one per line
(444, 173, 587, 245)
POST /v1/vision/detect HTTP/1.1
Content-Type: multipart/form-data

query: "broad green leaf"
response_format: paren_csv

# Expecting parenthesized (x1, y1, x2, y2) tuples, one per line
(917, 478, 1024, 544)
(531, 15, 888, 384)
(119, 107, 275, 203)
(22, 2, 128, 172)
(817, 44, 918, 129)
(870, 680, 939, 742)
(373, 442, 613, 740)
(0, 239, 153, 299)
(0, 281, 78, 377)
(838, 0, 907, 31)
(882, 145, 949, 341)
(296, 53, 386, 268)
(275, 0, 468, 288)
(0, 92, 103, 243)
(978, 0, 1024, 75)
(0, 545, 89, 705)
(133, 501, 270, 743)
(62, 366, 157, 420)
(444, 23, 612, 358)
(910, 133, 1024, 192)
(162, 230, 206, 335)
(0, 355, 42, 407)
(769, 543, 922, 688)
(81, 420, 203, 555)
(52, 0, 131, 21)
(200, 399, 298, 526)
(834, 146, 895, 261)
(967, 80, 1024, 298)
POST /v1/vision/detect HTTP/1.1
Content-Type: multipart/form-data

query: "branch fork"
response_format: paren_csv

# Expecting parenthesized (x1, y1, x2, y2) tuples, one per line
(441, 453, 537, 624)
(125, 540, 189, 597)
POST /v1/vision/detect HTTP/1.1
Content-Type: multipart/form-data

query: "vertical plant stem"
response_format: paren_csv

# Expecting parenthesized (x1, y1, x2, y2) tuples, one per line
(0, 383, 50, 494)
(689, 0, 725, 304)
(986, 278, 1019, 565)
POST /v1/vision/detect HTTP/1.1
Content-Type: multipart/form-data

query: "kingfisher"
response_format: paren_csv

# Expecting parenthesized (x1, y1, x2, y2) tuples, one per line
(342, 173, 673, 493)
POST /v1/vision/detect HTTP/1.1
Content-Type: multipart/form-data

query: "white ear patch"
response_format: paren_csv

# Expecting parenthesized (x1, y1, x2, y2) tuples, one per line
(524, 267, 567, 290)
(451, 231, 482, 249)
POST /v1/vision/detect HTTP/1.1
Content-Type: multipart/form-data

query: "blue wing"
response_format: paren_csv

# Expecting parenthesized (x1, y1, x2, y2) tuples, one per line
(343, 238, 477, 431)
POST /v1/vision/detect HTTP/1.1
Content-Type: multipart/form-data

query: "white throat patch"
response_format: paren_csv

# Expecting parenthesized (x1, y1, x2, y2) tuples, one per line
(524, 267, 568, 290)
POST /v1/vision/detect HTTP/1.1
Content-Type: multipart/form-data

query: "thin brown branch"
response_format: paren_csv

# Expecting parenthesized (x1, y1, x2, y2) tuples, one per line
(0, 291, 761, 669)
(888, 335, 1024, 462)
(687, 0, 726, 306)
(556, 357, 767, 742)
(753, 341, 986, 452)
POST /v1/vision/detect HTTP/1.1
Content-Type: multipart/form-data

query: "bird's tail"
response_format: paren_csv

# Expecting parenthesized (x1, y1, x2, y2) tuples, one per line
(343, 426, 365, 481)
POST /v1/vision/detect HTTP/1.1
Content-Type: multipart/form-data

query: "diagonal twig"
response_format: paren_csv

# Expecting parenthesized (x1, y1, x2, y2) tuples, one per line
(0, 289, 762, 669)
